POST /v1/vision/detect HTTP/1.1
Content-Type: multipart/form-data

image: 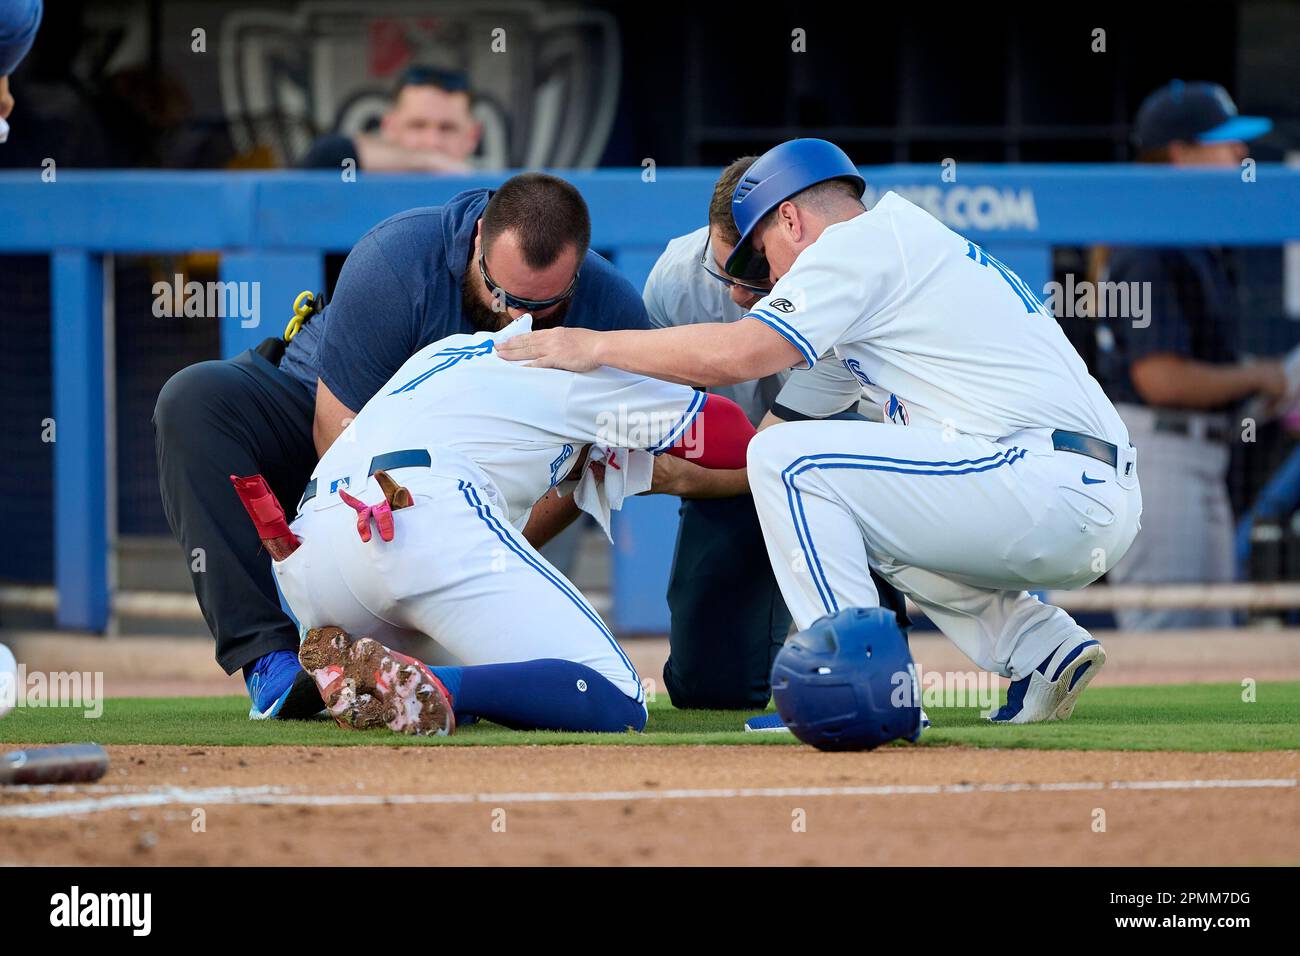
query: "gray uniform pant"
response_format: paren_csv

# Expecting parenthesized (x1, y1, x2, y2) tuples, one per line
(1107, 404, 1235, 630)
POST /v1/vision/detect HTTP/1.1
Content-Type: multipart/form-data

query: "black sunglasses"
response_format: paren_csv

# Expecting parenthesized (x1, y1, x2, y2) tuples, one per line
(479, 253, 580, 313)
(699, 237, 772, 295)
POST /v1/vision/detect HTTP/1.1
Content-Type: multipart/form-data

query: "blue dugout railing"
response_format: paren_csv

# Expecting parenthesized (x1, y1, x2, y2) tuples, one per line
(3, 165, 1299, 632)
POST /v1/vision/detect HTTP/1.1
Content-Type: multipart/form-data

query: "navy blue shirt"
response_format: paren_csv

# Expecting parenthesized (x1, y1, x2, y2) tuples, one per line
(280, 188, 651, 412)
(1095, 247, 1241, 411)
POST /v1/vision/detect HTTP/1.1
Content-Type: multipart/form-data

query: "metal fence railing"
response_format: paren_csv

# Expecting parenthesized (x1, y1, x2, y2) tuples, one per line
(3, 166, 1299, 632)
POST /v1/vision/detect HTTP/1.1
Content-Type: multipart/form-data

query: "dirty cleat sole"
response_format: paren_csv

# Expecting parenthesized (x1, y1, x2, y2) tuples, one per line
(297, 626, 382, 728)
(369, 642, 456, 736)
(298, 627, 454, 736)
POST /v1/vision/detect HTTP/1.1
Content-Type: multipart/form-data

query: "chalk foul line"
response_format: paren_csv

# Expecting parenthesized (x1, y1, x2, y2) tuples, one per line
(0, 778, 1295, 820)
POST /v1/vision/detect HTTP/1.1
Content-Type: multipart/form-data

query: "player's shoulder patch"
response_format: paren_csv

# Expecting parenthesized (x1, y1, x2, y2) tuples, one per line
(768, 297, 796, 314)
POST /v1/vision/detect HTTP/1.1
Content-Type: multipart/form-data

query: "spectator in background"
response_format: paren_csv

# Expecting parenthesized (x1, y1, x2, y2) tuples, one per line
(301, 65, 481, 173)
(0, 0, 42, 128)
(1095, 80, 1281, 630)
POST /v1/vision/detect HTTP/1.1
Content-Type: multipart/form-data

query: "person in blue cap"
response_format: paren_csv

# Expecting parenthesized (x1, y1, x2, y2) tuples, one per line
(0, 0, 41, 133)
(1131, 79, 1272, 165)
(1094, 80, 1283, 630)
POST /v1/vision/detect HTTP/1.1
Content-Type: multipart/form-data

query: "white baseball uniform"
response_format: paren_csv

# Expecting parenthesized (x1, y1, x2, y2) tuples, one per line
(743, 191, 1143, 679)
(273, 316, 704, 704)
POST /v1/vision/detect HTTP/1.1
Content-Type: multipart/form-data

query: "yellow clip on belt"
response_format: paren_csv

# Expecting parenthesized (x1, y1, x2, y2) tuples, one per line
(284, 290, 317, 342)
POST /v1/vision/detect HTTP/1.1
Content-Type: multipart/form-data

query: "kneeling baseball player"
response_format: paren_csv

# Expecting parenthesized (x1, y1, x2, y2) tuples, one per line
(232, 315, 753, 736)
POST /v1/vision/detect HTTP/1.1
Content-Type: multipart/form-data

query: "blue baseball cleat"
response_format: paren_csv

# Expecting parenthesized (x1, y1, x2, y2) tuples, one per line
(988, 633, 1106, 724)
(744, 712, 790, 733)
(245, 649, 324, 720)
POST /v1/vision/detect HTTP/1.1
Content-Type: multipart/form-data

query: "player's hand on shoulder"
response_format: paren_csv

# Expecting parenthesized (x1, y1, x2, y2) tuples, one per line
(497, 327, 601, 372)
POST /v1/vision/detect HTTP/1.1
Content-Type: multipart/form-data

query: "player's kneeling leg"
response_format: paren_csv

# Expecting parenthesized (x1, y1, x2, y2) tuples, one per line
(772, 607, 923, 751)
(432, 659, 647, 733)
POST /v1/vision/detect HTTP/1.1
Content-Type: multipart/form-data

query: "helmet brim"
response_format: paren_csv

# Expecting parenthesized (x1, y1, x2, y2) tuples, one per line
(723, 235, 770, 282)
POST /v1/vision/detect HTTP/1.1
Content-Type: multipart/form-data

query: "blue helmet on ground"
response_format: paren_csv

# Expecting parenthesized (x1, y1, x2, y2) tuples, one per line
(771, 606, 922, 752)
(724, 138, 865, 281)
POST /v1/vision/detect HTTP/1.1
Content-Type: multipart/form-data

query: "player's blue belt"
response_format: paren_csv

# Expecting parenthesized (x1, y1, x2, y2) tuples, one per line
(1050, 429, 1118, 469)
(298, 449, 431, 506)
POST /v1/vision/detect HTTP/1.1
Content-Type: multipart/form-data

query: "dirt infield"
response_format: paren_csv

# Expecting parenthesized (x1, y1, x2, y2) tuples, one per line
(1, 744, 1295, 866)
(2, 629, 1297, 865)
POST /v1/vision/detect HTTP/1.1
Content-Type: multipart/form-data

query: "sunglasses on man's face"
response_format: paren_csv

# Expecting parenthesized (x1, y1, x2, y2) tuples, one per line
(699, 238, 772, 295)
(479, 253, 580, 313)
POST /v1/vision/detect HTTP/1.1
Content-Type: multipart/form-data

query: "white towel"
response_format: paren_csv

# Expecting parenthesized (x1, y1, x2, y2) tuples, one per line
(558, 446, 654, 541)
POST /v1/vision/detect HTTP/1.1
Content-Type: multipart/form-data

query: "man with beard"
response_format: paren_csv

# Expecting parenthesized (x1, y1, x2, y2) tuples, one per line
(153, 173, 654, 719)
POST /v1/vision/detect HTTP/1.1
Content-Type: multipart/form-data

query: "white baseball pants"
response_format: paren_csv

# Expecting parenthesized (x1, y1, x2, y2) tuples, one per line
(747, 420, 1142, 679)
(273, 471, 644, 705)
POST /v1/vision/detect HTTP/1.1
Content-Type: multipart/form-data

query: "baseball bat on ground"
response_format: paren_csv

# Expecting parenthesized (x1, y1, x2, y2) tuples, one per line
(0, 744, 110, 785)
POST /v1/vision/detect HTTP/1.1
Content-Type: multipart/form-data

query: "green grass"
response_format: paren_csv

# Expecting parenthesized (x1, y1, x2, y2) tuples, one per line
(1, 682, 1297, 751)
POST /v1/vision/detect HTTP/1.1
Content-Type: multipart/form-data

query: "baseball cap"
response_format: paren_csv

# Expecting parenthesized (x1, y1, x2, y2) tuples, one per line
(1133, 80, 1272, 150)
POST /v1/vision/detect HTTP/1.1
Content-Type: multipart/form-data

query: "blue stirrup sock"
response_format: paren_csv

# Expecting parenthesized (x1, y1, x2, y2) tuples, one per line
(431, 659, 646, 732)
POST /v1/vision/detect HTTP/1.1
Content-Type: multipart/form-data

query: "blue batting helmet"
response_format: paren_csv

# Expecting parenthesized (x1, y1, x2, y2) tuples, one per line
(724, 138, 865, 281)
(771, 607, 922, 752)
